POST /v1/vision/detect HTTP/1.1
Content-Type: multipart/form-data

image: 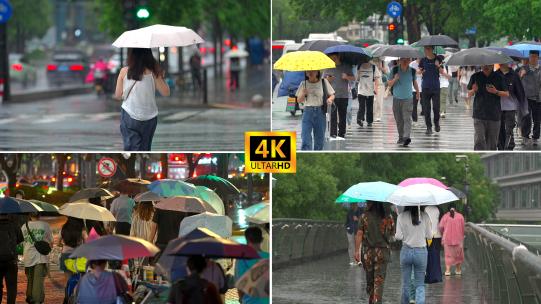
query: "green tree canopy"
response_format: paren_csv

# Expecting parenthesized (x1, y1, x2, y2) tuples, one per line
(276, 0, 539, 46)
(7, 0, 52, 53)
(273, 153, 499, 223)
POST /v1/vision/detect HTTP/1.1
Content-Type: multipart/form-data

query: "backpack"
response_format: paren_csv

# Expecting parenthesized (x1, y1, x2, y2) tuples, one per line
(180, 278, 210, 304)
(0, 227, 17, 262)
(390, 66, 416, 95)
(64, 273, 82, 304)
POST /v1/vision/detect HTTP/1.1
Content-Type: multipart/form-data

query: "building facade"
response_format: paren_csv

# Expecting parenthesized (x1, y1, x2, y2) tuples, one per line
(335, 14, 391, 44)
(482, 153, 541, 221)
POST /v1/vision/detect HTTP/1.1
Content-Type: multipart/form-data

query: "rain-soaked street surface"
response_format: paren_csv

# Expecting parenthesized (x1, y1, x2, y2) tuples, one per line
(273, 251, 486, 304)
(0, 65, 269, 150)
(273, 94, 536, 151)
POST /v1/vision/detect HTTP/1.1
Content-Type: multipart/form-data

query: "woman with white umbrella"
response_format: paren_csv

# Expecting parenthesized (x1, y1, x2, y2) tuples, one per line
(114, 48, 171, 151)
(387, 183, 458, 304)
(395, 206, 432, 304)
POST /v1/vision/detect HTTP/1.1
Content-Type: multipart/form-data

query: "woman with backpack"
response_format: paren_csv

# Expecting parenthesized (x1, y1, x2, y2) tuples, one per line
(167, 255, 222, 304)
(295, 70, 335, 150)
(114, 48, 171, 151)
(354, 202, 395, 304)
(387, 57, 420, 147)
(395, 206, 432, 304)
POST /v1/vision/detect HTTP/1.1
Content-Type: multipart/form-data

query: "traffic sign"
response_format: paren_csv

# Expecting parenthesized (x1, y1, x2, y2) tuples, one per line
(387, 1, 402, 18)
(0, 0, 13, 24)
(98, 157, 117, 178)
(465, 27, 477, 35)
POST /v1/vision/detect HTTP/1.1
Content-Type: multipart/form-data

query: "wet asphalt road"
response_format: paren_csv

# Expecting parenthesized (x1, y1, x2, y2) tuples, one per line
(272, 94, 537, 151)
(0, 65, 270, 151)
(273, 251, 485, 304)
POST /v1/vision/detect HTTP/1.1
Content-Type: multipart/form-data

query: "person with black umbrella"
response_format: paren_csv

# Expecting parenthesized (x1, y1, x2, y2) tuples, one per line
(496, 62, 528, 150)
(0, 214, 24, 304)
(419, 46, 449, 134)
(518, 50, 541, 146)
(325, 54, 355, 139)
(467, 65, 509, 150)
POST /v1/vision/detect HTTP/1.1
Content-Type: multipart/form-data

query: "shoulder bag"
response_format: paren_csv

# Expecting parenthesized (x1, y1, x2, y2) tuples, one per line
(25, 222, 51, 256)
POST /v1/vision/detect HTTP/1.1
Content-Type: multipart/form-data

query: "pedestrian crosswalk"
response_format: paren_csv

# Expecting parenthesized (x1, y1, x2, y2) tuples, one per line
(273, 95, 536, 151)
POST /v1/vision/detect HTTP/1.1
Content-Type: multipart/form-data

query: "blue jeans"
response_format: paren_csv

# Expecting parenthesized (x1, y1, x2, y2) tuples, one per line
(120, 108, 158, 151)
(301, 106, 326, 150)
(400, 246, 428, 304)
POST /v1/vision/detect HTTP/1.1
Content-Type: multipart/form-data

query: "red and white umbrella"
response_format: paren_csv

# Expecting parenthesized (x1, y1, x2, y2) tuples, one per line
(70, 234, 159, 260)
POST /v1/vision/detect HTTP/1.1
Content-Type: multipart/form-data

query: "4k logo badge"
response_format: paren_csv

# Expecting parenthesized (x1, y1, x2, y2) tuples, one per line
(245, 132, 296, 173)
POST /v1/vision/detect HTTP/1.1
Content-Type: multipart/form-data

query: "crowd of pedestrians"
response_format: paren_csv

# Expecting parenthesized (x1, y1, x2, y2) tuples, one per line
(0, 190, 269, 304)
(346, 202, 465, 304)
(293, 45, 541, 151)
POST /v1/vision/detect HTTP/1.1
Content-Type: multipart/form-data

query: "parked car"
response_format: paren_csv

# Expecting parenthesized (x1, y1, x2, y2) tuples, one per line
(8, 53, 37, 88)
(46, 49, 88, 86)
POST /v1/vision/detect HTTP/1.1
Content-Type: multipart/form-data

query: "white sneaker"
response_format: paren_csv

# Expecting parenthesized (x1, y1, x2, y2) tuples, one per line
(375, 118, 381, 122)
(441, 112, 446, 118)
(337, 136, 346, 140)
(349, 262, 356, 266)
(329, 137, 339, 141)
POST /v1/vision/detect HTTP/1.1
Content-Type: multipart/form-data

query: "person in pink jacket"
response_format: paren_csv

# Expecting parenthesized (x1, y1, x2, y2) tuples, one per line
(438, 205, 465, 276)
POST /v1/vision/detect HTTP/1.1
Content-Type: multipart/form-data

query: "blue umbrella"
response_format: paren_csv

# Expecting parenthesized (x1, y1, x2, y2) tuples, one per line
(0, 197, 42, 214)
(485, 47, 526, 59)
(336, 181, 398, 203)
(324, 45, 371, 65)
(155, 228, 223, 281)
(507, 44, 541, 57)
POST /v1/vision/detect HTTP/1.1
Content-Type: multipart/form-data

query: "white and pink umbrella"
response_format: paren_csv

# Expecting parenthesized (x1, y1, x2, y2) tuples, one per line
(398, 177, 448, 189)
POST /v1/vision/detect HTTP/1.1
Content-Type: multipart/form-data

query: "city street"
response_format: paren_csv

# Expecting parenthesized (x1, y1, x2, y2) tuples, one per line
(273, 94, 536, 151)
(0, 65, 270, 150)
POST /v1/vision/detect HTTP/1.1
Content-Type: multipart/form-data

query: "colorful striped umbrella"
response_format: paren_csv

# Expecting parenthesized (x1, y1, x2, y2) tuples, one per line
(148, 179, 197, 197)
(194, 186, 225, 215)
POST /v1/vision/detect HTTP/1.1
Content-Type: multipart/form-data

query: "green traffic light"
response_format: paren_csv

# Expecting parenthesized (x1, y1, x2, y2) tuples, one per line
(136, 7, 150, 19)
(396, 38, 404, 45)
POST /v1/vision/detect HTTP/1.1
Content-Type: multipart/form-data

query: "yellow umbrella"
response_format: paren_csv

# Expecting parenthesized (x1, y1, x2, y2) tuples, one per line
(273, 51, 336, 71)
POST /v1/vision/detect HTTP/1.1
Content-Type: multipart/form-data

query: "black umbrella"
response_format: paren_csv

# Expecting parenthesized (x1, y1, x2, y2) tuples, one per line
(376, 45, 422, 58)
(112, 178, 151, 196)
(447, 187, 466, 199)
(415, 35, 458, 46)
(298, 40, 345, 52)
(446, 48, 513, 66)
(69, 188, 114, 203)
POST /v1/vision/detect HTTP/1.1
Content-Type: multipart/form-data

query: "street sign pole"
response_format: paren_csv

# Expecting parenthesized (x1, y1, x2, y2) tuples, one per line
(0, 22, 9, 102)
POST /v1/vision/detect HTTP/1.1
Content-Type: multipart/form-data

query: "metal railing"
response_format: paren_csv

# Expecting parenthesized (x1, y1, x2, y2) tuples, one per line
(466, 223, 541, 304)
(272, 218, 347, 268)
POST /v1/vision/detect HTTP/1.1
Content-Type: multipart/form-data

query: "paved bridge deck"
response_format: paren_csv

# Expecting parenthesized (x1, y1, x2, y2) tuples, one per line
(273, 250, 486, 304)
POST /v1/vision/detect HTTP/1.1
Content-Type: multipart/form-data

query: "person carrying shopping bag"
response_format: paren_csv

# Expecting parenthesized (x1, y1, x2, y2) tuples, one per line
(114, 48, 171, 151)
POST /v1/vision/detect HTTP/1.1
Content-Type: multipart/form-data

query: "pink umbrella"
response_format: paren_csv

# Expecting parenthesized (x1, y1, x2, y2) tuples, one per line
(86, 227, 100, 242)
(398, 177, 448, 189)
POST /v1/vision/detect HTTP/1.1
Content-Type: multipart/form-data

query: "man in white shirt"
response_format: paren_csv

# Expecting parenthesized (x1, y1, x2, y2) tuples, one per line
(356, 60, 380, 127)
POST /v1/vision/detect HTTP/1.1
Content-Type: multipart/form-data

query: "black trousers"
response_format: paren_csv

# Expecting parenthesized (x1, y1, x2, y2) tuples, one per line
(331, 98, 349, 137)
(357, 95, 374, 124)
(115, 222, 131, 235)
(498, 110, 516, 150)
(421, 89, 440, 129)
(0, 260, 18, 304)
(521, 99, 541, 139)
(412, 92, 419, 122)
